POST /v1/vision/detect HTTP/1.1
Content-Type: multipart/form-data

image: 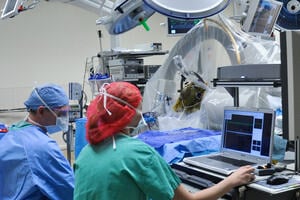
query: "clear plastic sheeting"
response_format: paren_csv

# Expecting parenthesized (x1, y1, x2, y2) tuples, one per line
(142, 14, 282, 131)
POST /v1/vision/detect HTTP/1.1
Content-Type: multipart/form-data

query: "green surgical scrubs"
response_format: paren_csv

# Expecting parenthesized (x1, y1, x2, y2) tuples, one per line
(74, 134, 181, 200)
(9, 120, 32, 131)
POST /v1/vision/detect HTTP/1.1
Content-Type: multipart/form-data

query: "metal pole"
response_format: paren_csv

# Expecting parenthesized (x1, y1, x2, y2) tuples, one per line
(66, 124, 73, 164)
(295, 137, 300, 172)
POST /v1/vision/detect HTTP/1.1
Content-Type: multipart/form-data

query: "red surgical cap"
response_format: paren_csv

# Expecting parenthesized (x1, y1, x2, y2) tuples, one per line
(86, 82, 142, 145)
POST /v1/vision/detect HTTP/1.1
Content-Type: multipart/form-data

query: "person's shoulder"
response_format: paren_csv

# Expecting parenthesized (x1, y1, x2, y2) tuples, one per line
(118, 134, 147, 145)
(4, 126, 55, 151)
(0, 128, 30, 155)
(9, 120, 32, 131)
(11, 126, 48, 141)
(118, 134, 157, 153)
(0, 132, 5, 140)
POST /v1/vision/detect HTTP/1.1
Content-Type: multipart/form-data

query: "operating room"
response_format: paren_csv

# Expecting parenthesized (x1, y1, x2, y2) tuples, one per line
(0, 0, 300, 199)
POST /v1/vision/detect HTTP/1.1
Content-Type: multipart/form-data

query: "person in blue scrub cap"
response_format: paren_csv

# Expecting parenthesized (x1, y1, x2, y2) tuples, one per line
(0, 83, 74, 200)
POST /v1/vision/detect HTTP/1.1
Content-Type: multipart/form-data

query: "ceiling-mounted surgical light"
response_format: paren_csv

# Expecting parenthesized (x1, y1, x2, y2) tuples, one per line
(96, 0, 155, 34)
(142, 0, 231, 19)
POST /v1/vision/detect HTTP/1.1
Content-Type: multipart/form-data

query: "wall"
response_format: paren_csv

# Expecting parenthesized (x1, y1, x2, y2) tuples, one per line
(0, 0, 180, 112)
(0, 1, 96, 109)
(0, 0, 235, 149)
(0, 0, 235, 124)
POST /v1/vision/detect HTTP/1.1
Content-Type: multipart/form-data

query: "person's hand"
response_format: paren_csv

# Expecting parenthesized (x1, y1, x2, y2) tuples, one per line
(226, 165, 255, 187)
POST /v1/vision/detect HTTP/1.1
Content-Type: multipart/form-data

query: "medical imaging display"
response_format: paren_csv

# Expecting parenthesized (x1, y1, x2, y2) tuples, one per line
(242, 0, 282, 36)
(167, 18, 200, 35)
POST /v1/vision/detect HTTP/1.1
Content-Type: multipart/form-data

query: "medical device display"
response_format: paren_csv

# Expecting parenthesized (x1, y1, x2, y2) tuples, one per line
(242, 0, 283, 36)
(167, 18, 200, 36)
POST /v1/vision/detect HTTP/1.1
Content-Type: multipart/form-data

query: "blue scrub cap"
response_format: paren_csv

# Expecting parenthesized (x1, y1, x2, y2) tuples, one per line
(24, 83, 69, 110)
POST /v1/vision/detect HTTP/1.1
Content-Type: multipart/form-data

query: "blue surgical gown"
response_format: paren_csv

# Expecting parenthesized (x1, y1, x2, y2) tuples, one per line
(0, 125, 74, 200)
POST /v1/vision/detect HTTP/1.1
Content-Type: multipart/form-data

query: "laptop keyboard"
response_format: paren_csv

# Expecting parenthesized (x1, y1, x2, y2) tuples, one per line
(208, 155, 255, 167)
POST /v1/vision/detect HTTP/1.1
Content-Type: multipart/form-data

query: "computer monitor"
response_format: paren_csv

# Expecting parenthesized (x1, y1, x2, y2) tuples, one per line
(280, 31, 300, 141)
(242, 0, 282, 37)
(167, 18, 200, 36)
(1, 0, 21, 19)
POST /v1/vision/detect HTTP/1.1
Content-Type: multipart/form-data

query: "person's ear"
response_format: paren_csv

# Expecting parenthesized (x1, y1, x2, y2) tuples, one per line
(36, 106, 47, 115)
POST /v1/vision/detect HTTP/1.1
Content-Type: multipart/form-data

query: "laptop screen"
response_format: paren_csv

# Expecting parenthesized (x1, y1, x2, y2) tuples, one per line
(222, 107, 275, 159)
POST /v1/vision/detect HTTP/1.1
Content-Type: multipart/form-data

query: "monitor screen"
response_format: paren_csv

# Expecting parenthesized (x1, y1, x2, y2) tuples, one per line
(167, 18, 200, 36)
(223, 108, 274, 157)
(242, 0, 282, 37)
(1, 0, 21, 19)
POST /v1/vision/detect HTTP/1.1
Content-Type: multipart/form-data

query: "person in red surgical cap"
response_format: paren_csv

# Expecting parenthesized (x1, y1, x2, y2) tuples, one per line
(74, 81, 255, 200)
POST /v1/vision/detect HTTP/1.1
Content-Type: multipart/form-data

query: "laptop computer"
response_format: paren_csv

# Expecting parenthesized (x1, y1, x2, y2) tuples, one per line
(183, 106, 275, 176)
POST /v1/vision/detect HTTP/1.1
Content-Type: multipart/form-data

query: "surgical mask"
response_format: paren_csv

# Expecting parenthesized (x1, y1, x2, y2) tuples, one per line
(126, 112, 149, 137)
(128, 121, 149, 137)
(41, 106, 69, 134)
(27, 113, 69, 134)
(45, 114, 69, 134)
(34, 88, 69, 134)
